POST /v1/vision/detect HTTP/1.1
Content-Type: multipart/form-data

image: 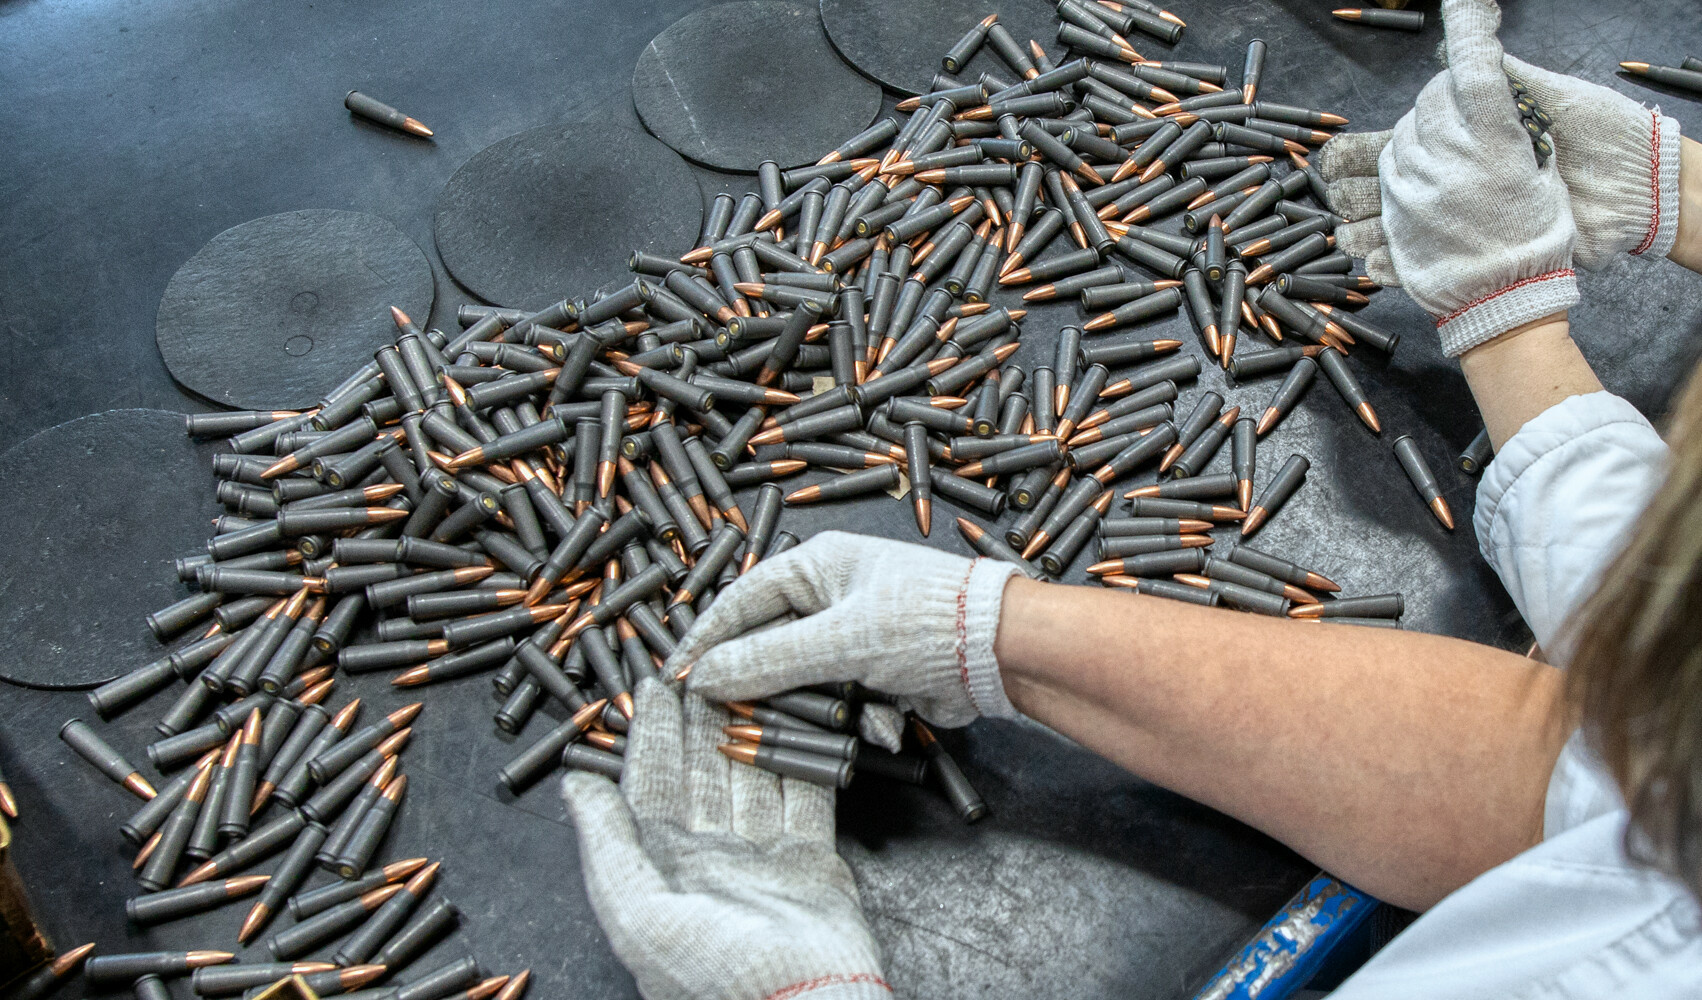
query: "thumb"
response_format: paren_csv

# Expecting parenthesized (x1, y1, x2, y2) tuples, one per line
(1441, 0, 1513, 115)
(857, 703, 906, 754)
(1314, 130, 1392, 184)
(687, 608, 865, 702)
(561, 772, 671, 906)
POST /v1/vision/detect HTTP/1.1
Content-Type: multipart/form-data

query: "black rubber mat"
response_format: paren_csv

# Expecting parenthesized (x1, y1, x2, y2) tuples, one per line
(819, 0, 1063, 96)
(155, 209, 433, 411)
(434, 123, 704, 311)
(0, 409, 214, 689)
(633, 0, 883, 170)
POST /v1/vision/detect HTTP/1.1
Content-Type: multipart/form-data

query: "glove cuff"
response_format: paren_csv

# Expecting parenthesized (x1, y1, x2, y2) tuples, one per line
(1435, 268, 1580, 357)
(1633, 112, 1683, 260)
(959, 558, 1021, 720)
(764, 974, 893, 999)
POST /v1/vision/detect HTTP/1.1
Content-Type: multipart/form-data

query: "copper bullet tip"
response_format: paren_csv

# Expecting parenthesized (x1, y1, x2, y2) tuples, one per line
(1306, 572, 1342, 593)
(0, 781, 16, 819)
(391, 665, 431, 687)
(1284, 584, 1320, 605)
(185, 951, 237, 967)
(123, 772, 158, 800)
(1240, 507, 1268, 536)
(717, 742, 760, 765)
(388, 702, 426, 727)
(1431, 496, 1456, 530)
(50, 943, 98, 976)
(401, 117, 434, 137)
(177, 860, 218, 887)
(1619, 61, 1649, 73)
(133, 831, 161, 869)
(998, 267, 1032, 285)
(1357, 401, 1382, 434)
(390, 306, 412, 328)
(341, 965, 388, 989)
(404, 860, 442, 895)
(385, 857, 433, 881)
(493, 970, 532, 1000)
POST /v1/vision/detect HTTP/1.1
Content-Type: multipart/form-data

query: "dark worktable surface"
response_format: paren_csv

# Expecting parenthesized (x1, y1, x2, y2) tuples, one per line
(3, 0, 1700, 997)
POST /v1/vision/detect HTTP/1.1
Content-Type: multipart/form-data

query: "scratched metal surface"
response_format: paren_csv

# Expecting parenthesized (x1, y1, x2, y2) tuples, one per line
(2, 1, 1700, 998)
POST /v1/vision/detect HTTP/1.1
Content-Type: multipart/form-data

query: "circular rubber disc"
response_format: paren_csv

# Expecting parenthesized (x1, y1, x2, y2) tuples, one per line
(0, 410, 216, 690)
(633, 0, 882, 171)
(435, 124, 704, 312)
(820, 0, 1060, 96)
(156, 209, 434, 411)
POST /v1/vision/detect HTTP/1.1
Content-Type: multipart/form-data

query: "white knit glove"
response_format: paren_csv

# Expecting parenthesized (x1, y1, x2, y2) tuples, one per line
(671, 531, 1022, 727)
(1319, 59, 1683, 273)
(561, 679, 891, 1000)
(1313, 0, 1580, 356)
(1500, 56, 1683, 265)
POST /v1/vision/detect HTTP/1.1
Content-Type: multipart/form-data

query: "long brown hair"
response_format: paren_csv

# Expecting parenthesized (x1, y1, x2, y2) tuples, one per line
(1568, 371, 1702, 898)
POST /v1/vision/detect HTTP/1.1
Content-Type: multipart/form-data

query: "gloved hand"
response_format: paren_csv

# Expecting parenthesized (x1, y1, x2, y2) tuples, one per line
(1313, 0, 1581, 356)
(671, 530, 1022, 728)
(1499, 54, 1682, 266)
(561, 679, 891, 1000)
(1318, 58, 1683, 273)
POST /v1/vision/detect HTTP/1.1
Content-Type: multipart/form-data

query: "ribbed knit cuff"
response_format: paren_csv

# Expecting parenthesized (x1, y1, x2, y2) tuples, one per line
(1435, 269, 1580, 357)
(959, 558, 1021, 719)
(1636, 112, 1683, 259)
(764, 974, 893, 1000)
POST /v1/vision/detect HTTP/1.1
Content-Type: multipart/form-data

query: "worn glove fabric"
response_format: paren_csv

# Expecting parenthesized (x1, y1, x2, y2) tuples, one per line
(1500, 54, 1682, 266)
(1324, 62, 1685, 275)
(1316, 0, 1580, 356)
(561, 679, 891, 1000)
(671, 530, 1022, 727)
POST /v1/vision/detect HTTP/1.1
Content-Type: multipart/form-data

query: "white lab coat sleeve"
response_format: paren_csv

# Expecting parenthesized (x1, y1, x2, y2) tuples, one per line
(1472, 391, 1668, 660)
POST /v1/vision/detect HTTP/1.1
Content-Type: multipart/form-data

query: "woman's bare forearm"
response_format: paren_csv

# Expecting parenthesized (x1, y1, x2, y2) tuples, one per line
(994, 577, 1568, 911)
(1458, 313, 1603, 450)
(1668, 136, 1702, 274)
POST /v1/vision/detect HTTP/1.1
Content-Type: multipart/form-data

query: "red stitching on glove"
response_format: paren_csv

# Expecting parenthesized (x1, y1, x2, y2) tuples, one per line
(956, 560, 978, 713)
(1434, 269, 1576, 328)
(765, 973, 893, 1000)
(1632, 110, 1663, 257)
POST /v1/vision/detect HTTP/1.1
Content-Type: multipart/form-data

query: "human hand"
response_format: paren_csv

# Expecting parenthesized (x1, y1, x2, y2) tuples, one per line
(561, 679, 891, 1000)
(671, 530, 1022, 729)
(1315, 0, 1581, 356)
(1498, 54, 1682, 267)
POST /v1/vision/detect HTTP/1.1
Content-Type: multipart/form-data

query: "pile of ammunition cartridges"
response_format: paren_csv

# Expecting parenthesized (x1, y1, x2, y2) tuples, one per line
(30, 2, 1491, 994)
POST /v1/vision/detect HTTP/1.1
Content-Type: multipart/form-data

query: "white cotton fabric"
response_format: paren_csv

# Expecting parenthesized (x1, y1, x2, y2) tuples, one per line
(561, 680, 892, 1000)
(1471, 391, 1667, 659)
(672, 531, 1022, 726)
(1329, 392, 1702, 998)
(1501, 55, 1684, 265)
(1374, 0, 1581, 355)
